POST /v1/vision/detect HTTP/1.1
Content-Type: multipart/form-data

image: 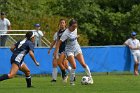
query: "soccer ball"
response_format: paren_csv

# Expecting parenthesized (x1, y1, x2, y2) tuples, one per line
(81, 76, 90, 85)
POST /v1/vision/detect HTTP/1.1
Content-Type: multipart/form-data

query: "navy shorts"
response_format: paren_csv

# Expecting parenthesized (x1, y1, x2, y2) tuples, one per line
(10, 55, 24, 67)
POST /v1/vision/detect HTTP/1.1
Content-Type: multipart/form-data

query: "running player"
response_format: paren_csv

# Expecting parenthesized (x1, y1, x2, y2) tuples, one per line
(48, 19, 71, 82)
(124, 32, 140, 76)
(48, 32, 58, 82)
(54, 19, 93, 85)
(0, 32, 39, 87)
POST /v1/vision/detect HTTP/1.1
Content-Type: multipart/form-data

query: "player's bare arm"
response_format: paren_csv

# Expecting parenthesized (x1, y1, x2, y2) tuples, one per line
(29, 50, 39, 66)
(53, 40, 62, 59)
(48, 40, 56, 54)
(10, 45, 16, 52)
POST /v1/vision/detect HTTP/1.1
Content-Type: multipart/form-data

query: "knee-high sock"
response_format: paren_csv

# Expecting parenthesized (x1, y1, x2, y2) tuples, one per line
(52, 67, 58, 80)
(0, 74, 9, 81)
(67, 66, 72, 73)
(61, 70, 67, 79)
(84, 65, 92, 77)
(26, 76, 31, 87)
(70, 69, 75, 82)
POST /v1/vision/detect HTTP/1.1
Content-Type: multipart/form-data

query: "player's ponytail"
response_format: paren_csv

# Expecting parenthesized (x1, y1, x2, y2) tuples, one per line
(69, 19, 77, 27)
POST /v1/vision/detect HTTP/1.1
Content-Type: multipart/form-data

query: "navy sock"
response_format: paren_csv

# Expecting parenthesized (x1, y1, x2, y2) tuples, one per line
(61, 70, 67, 79)
(26, 76, 31, 87)
(0, 74, 9, 81)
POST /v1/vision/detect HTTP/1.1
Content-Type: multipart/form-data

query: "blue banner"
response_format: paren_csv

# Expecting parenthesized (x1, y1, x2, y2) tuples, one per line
(0, 46, 135, 74)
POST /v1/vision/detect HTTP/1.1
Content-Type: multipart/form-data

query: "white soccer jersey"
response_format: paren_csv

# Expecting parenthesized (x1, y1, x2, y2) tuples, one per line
(33, 30, 44, 38)
(0, 18, 11, 34)
(60, 28, 81, 53)
(125, 38, 140, 54)
(53, 32, 58, 41)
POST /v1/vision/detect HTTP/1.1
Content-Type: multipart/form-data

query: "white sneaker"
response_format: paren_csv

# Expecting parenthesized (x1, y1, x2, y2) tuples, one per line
(70, 81, 75, 86)
(89, 77, 94, 84)
(63, 75, 68, 83)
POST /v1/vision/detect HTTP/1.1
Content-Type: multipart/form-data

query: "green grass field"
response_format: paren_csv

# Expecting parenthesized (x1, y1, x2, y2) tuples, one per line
(0, 74, 140, 93)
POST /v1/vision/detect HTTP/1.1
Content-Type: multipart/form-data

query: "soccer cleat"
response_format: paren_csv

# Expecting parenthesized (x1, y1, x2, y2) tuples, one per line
(134, 71, 139, 76)
(27, 86, 35, 88)
(51, 79, 57, 82)
(63, 75, 68, 83)
(89, 77, 94, 84)
(70, 81, 75, 86)
(73, 76, 76, 81)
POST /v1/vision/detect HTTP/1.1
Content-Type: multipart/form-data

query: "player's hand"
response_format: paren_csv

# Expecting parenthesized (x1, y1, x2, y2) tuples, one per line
(36, 62, 40, 66)
(129, 45, 133, 49)
(48, 50, 51, 54)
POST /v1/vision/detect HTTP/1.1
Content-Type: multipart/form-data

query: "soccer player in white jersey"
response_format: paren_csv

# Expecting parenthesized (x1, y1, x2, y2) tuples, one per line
(54, 19, 93, 85)
(124, 32, 140, 76)
(0, 12, 11, 46)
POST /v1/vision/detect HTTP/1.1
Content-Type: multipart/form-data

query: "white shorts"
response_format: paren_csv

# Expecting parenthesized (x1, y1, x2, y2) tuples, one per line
(133, 53, 140, 63)
(65, 49, 82, 57)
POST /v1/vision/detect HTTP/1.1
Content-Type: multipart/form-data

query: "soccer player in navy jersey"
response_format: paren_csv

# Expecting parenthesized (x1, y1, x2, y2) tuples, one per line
(48, 19, 72, 83)
(0, 32, 39, 88)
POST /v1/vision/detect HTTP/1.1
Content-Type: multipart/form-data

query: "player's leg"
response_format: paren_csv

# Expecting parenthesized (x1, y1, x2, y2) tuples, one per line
(57, 53, 67, 81)
(75, 53, 91, 76)
(75, 52, 93, 84)
(133, 54, 139, 76)
(19, 63, 32, 87)
(67, 54, 76, 85)
(0, 63, 19, 81)
(63, 59, 71, 73)
(51, 58, 58, 82)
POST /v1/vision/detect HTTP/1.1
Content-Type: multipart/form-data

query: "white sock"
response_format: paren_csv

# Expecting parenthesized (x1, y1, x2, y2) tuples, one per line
(52, 67, 58, 80)
(70, 69, 75, 82)
(84, 65, 92, 77)
(67, 66, 72, 73)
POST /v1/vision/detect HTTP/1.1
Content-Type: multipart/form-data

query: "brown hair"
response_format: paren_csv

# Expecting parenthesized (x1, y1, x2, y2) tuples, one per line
(59, 19, 66, 23)
(58, 19, 67, 28)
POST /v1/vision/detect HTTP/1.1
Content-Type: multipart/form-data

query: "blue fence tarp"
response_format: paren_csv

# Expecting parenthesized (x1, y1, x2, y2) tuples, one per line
(0, 46, 135, 74)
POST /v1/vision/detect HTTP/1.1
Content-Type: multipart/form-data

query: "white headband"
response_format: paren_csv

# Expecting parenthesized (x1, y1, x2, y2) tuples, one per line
(30, 32, 35, 38)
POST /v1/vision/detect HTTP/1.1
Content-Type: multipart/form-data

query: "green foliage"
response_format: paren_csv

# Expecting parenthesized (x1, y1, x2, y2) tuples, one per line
(0, 0, 140, 45)
(49, 0, 140, 45)
(0, 0, 60, 42)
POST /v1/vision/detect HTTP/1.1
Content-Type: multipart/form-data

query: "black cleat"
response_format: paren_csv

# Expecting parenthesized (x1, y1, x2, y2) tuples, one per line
(51, 79, 56, 82)
(27, 86, 35, 88)
(73, 77, 76, 81)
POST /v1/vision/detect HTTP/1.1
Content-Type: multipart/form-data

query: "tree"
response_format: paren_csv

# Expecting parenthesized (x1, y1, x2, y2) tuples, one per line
(49, 0, 140, 45)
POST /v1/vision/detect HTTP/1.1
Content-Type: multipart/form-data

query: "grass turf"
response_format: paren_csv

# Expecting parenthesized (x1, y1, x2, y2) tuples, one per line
(0, 74, 140, 93)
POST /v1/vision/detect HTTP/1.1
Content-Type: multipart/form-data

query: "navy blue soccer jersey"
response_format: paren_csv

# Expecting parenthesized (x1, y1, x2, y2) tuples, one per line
(11, 39, 35, 66)
(57, 29, 66, 53)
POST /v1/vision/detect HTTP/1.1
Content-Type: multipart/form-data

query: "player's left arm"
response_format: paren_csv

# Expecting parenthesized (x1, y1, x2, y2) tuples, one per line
(123, 41, 129, 46)
(28, 42, 39, 66)
(10, 41, 20, 52)
(29, 50, 39, 66)
(10, 45, 16, 52)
